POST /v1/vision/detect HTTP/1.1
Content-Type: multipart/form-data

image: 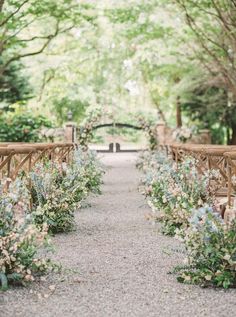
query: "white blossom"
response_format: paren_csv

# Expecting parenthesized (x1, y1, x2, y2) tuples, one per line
(123, 59, 133, 70)
(124, 80, 140, 96)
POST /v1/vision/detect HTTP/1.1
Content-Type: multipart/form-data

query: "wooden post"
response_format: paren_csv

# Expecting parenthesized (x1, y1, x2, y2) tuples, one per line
(227, 157, 232, 207)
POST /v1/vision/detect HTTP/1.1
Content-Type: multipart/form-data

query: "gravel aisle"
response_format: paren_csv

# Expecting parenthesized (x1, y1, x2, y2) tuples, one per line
(2, 153, 236, 317)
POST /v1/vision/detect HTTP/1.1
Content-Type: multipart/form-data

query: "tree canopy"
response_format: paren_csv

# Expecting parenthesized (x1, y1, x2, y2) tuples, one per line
(1, 0, 236, 143)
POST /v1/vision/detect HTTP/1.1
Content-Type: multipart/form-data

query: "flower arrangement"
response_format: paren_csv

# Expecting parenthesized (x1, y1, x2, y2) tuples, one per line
(177, 206, 236, 288)
(77, 106, 102, 150)
(0, 179, 50, 290)
(0, 147, 103, 290)
(70, 148, 104, 196)
(139, 151, 215, 236)
(30, 162, 76, 233)
(172, 126, 196, 143)
(30, 148, 104, 233)
(136, 116, 158, 150)
(139, 149, 236, 288)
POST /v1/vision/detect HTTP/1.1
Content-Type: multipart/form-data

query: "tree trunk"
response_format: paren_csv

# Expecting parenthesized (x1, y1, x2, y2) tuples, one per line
(157, 107, 167, 123)
(176, 96, 182, 128)
(227, 127, 230, 145)
(0, 0, 5, 12)
(230, 125, 236, 145)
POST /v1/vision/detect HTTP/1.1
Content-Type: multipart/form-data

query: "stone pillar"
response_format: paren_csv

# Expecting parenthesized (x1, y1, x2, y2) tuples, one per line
(199, 129, 211, 144)
(156, 121, 166, 145)
(65, 122, 77, 143)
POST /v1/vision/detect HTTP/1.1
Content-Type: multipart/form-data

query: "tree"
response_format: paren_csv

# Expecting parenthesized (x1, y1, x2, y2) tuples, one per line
(173, 0, 236, 93)
(52, 97, 88, 125)
(0, 0, 96, 77)
(104, 1, 175, 122)
(0, 60, 32, 106)
(179, 75, 236, 144)
(173, 0, 236, 143)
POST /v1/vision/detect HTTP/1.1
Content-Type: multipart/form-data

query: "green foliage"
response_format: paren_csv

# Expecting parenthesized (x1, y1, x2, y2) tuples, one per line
(51, 97, 88, 124)
(178, 207, 236, 289)
(137, 115, 158, 150)
(138, 151, 216, 235)
(31, 164, 77, 234)
(171, 0, 236, 142)
(126, 23, 172, 42)
(139, 149, 236, 288)
(105, 8, 140, 24)
(30, 149, 104, 233)
(74, 149, 104, 195)
(105, 2, 158, 24)
(0, 146, 103, 290)
(0, 0, 97, 65)
(180, 77, 236, 144)
(77, 106, 103, 149)
(0, 61, 32, 106)
(0, 179, 50, 290)
(0, 107, 53, 142)
(3, 0, 234, 146)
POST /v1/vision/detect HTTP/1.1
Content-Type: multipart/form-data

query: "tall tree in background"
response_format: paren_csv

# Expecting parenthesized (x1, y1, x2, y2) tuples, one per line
(174, 0, 236, 143)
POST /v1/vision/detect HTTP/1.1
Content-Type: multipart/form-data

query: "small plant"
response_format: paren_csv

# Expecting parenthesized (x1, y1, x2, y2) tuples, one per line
(0, 179, 50, 290)
(176, 205, 236, 289)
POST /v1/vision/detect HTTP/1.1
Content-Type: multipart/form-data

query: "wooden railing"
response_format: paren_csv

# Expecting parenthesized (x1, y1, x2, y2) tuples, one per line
(0, 143, 75, 186)
(165, 143, 236, 206)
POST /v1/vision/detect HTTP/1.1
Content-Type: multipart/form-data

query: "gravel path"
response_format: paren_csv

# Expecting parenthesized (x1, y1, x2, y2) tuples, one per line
(2, 153, 236, 317)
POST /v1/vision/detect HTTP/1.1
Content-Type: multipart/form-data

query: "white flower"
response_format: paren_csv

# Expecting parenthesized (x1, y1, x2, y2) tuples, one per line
(123, 59, 133, 70)
(124, 80, 140, 96)
(223, 254, 231, 261)
(162, 196, 167, 203)
(205, 275, 212, 281)
(232, 175, 236, 185)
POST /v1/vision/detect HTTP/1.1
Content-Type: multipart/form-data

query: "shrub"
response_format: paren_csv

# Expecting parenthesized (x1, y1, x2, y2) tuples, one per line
(0, 179, 50, 290)
(140, 151, 215, 235)
(0, 148, 103, 289)
(71, 148, 104, 195)
(30, 149, 104, 233)
(177, 206, 236, 288)
(139, 150, 236, 288)
(30, 163, 77, 234)
(0, 105, 53, 142)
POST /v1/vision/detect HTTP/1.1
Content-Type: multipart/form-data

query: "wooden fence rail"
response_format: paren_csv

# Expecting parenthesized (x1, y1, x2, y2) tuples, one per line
(0, 143, 75, 187)
(164, 143, 236, 206)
